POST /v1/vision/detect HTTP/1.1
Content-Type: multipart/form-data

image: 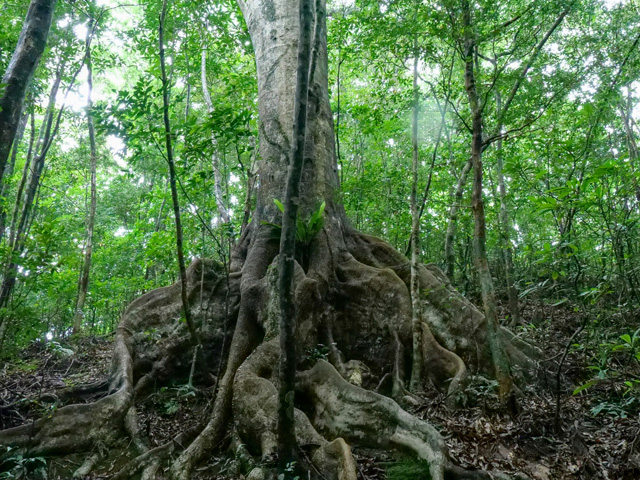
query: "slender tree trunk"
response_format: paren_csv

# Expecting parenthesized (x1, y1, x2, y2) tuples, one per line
(444, 157, 472, 280)
(462, 0, 513, 400)
(0, 0, 57, 180)
(495, 93, 520, 326)
(277, 0, 314, 473)
(409, 47, 422, 392)
(0, 109, 29, 243)
(73, 24, 98, 334)
(184, 51, 191, 120)
(335, 53, 344, 183)
(201, 49, 230, 224)
(145, 182, 168, 283)
(5, 110, 28, 187)
(7, 113, 36, 251)
(159, 0, 199, 348)
(0, 58, 66, 315)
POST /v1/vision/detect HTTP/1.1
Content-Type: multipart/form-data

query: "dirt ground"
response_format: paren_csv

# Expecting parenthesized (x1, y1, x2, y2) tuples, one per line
(1, 301, 639, 479)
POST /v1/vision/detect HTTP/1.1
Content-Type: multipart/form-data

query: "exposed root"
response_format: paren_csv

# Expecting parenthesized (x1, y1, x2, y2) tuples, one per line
(72, 452, 102, 478)
(0, 224, 536, 480)
(110, 423, 205, 480)
(421, 320, 467, 403)
(390, 329, 421, 405)
(297, 360, 450, 480)
(169, 230, 275, 480)
(0, 259, 229, 464)
(232, 338, 357, 479)
(0, 377, 132, 457)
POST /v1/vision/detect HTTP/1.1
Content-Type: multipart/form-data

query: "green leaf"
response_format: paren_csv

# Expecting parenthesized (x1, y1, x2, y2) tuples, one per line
(274, 199, 285, 213)
(296, 219, 306, 243)
(573, 379, 598, 395)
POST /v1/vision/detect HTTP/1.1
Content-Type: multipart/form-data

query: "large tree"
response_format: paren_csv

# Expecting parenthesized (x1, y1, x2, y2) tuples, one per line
(0, 0, 536, 479)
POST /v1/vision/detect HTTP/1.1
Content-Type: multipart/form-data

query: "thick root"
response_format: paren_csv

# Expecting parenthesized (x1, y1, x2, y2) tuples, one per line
(0, 224, 536, 480)
(421, 321, 467, 403)
(233, 339, 357, 480)
(0, 259, 229, 463)
(297, 360, 450, 480)
(0, 357, 133, 457)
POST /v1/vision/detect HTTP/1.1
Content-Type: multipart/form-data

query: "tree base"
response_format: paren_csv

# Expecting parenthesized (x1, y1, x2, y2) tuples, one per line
(0, 224, 537, 479)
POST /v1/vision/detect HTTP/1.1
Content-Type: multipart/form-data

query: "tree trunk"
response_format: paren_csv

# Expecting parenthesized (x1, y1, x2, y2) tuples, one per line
(494, 96, 520, 326)
(0, 109, 29, 243)
(73, 24, 99, 335)
(462, 0, 513, 400)
(409, 47, 422, 392)
(444, 157, 471, 280)
(276, 0, 314, 471)
(201, 49, 231, 224)
(0, 0, 56, 181)
(6, 113, 36, 253)
(159, 0, 199, 347)
(240, 136, 256, 235)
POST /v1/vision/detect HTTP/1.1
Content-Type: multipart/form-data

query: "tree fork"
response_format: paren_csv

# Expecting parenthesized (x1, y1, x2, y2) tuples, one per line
(462, 0, 514, 401)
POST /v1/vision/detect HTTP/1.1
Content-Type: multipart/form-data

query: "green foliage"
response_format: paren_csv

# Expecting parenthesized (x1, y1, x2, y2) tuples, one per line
(0, 0, 639, 364)
(573, 318, 640, 418)
(590, 398, 636, 419)
(455, 375, 500, 407)
(0, 448, 47, 479)
(268, 200, 326, 246)
(152, 384, 197, 416)
(304, 343, 330, 362)
(6, 360, 38, 374)
(277, 461, 300, 480)
(46, 341, 74, 358)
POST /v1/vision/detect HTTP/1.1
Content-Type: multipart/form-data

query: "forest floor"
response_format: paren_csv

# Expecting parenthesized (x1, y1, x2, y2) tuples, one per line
(1, 301, 639, 480)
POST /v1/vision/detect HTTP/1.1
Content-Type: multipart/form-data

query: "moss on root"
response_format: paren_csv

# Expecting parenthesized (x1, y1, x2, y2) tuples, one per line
(385, 458, 433, 480)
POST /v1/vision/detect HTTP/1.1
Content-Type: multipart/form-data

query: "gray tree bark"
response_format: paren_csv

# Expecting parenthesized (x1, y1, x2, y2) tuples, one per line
(0, 109, 29, 243)
(0, 0, 57, 183)
(276, 0, 314, 471)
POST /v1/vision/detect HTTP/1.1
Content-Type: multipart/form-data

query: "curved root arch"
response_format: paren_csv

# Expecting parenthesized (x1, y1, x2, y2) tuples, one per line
(0, 224, 533, 480)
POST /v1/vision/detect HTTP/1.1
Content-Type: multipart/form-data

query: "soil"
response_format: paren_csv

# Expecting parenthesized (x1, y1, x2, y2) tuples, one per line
(1, 301, 639, 480)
